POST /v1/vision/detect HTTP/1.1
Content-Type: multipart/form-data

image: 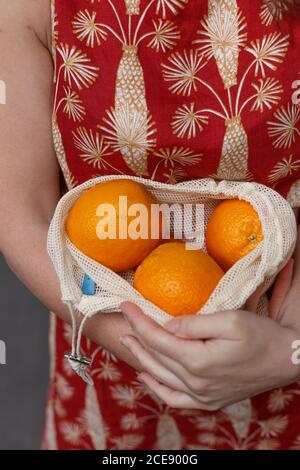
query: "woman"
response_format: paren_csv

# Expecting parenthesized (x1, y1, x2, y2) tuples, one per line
(0, 0, 300, 450)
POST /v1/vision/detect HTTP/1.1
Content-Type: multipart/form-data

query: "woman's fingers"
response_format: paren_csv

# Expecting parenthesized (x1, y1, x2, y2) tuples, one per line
(269, 259, 294, 320)
(248, 224, 299, 320)
(120, 335, 194, 394)
(164, 310, 245, 340)
(120, 301, 209, 365)
(138, 372, 207, 410)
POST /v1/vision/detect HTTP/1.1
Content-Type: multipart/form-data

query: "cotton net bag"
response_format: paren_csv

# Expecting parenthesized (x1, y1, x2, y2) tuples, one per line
(47, 176, 297, 385)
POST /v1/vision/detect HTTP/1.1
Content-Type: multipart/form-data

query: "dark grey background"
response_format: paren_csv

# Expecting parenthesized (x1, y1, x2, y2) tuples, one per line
(0, 254, 49, 450)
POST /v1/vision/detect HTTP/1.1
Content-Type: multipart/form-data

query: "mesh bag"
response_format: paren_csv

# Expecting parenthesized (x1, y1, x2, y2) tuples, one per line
(47, 176, 297, 384)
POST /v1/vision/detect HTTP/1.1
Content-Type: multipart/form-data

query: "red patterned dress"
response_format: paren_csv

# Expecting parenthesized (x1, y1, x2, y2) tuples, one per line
(44, 0, 300, 450)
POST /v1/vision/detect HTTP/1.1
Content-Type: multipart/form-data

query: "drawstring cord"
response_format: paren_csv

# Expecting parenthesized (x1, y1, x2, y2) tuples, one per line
(64, 301, 93, 386)
(66, 301, 77, 357)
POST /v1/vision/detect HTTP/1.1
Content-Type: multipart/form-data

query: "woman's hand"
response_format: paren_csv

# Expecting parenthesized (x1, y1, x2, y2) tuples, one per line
(120, 227, 300, 410)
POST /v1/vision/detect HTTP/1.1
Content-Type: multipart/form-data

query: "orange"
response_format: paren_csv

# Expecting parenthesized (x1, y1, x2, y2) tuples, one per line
(206, 199, 263, 271)
(66, 179, 162, 272)
(134, 242, 224, 317)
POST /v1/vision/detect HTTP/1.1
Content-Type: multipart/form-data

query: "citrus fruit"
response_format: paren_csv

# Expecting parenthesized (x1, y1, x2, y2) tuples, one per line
(134, 242, 224, 317)
(206, 199, 263, 271)
(66, 179, 161, 272)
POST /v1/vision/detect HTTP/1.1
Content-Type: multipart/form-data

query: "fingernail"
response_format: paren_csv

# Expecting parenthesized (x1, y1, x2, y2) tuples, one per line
(164, 319, 180, 334)
(137, 373, 145, 382)
(120, 336, 129, 348)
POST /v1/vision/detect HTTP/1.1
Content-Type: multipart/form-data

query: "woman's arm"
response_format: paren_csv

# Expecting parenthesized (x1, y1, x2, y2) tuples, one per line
(0, 0, 140, 369)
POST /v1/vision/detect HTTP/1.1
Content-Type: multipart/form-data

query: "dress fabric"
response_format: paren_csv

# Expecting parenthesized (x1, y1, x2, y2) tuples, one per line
(44, 0, 300, 450)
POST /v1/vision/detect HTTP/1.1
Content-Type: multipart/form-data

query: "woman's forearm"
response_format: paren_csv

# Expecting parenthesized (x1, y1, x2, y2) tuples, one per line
(1, 222, 141, 370)
(0, 1, 140, 371)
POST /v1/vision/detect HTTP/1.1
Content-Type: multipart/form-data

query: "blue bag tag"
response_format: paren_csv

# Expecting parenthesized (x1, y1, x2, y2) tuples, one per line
(82, 274, 96, 296)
